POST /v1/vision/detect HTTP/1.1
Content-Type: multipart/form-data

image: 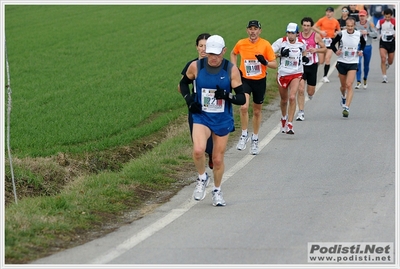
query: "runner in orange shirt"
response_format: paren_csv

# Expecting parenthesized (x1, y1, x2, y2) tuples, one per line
(313, 7, 341, 83)
(230, 20, 277, 155)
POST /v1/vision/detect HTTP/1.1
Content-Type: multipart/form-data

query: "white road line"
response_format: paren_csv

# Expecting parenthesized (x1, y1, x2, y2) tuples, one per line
(88, 62, 334, 264)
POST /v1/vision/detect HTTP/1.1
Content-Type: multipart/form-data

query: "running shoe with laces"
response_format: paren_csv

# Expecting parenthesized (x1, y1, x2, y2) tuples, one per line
(193, 173, 209, 201)
(355, 81, 361, 89)
(281, 116, 287, 133)
(342, 106, 349, 118)
(382, 76, 388, 83)
(322, 76, 330, 83)
(236, 134, 249, 150)
(363, 79, 367, 89)
(341, 95, 346, 108)
(250, 139, 259, 155)
(296, 111, 305, 121)
(286, 122, 294, 135)
(212, 189, 226, 206)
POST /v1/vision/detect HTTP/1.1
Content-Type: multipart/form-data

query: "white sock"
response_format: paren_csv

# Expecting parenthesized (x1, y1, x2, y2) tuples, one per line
(198, 173, 207, 181)
(213, 187, 221, 193)
(252, 133, 258, 140)
(241, 130, 248, 137)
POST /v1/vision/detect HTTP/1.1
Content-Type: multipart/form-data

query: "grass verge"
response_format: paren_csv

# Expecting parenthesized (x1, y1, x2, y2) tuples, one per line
(5, 115, 195, 263)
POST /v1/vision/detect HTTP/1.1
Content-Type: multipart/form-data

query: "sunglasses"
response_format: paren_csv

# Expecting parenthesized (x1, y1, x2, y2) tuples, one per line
(287, 31, 296, 34)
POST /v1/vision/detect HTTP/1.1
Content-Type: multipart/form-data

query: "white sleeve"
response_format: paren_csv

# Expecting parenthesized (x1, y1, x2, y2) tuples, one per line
(271, 38, 283, 53)
(376, 20, 381, 30)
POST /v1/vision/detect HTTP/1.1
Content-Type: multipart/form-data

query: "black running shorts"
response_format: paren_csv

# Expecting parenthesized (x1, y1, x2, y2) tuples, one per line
(379, 39, 395, 53)
(241, 76, 267, 104)
(336, 62, 358, 75)
(302, 63, 319, 86)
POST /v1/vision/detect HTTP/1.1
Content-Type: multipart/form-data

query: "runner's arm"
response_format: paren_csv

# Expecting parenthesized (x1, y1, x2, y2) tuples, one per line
(359, 35, 366, 51)
(229, 66, 245, 105)
(328, 34, 342, 53)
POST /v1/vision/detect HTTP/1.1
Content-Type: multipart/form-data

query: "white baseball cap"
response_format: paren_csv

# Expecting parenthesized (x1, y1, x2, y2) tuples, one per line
(286, 22, 298, 33)
(206, 35, 225, 54)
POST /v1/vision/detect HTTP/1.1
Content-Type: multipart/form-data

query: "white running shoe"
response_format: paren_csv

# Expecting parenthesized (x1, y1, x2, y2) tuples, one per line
(250, 139, 259, 155)
(280, 116, 287, 133)
(212, 190, 226, 206)
(321, 76, 330, 83)
(296, 111, 305, 121)
(286, 122, 294, 135)
(342, 106, 349, 118)
(355, 81, 361, 89)
(236, 134, 249, 150)
(193, 173, 209, 201)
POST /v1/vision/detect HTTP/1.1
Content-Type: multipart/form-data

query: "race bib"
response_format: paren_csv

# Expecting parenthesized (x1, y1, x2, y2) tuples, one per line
(342, 46, 357, 60)
(305, 51, 313, 65)
(284, 56, 300, 69)
(323, 38, 332, 47)
(201, 88, 225, 113)
(383, 31, 394, 42)
(244, 59, 262, 77)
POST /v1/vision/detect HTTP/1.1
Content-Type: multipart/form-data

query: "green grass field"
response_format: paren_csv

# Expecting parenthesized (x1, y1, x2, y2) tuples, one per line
(4, 4, 334, 263)
(5, 4, 329, 157)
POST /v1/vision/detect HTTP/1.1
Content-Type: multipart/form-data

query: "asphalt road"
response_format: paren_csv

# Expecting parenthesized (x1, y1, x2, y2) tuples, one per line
(33, 39, 396, 266)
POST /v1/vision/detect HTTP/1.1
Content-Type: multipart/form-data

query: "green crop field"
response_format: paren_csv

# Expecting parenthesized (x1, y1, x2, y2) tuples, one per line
(4, 4, 334, 264)
(5, 4, 330, 157)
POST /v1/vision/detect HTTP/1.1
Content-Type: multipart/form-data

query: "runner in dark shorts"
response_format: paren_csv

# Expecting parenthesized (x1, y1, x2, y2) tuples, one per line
(376, 8, 395, 83)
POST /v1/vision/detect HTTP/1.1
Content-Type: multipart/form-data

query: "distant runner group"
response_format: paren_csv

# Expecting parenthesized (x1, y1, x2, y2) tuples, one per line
(178, 5, 396, 206)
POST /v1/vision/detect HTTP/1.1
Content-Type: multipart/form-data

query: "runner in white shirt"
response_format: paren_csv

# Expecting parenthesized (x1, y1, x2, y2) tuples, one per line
(329, 17, 366, 118)
(272, 22, 308, 134)
(376, 8, 395, 83)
